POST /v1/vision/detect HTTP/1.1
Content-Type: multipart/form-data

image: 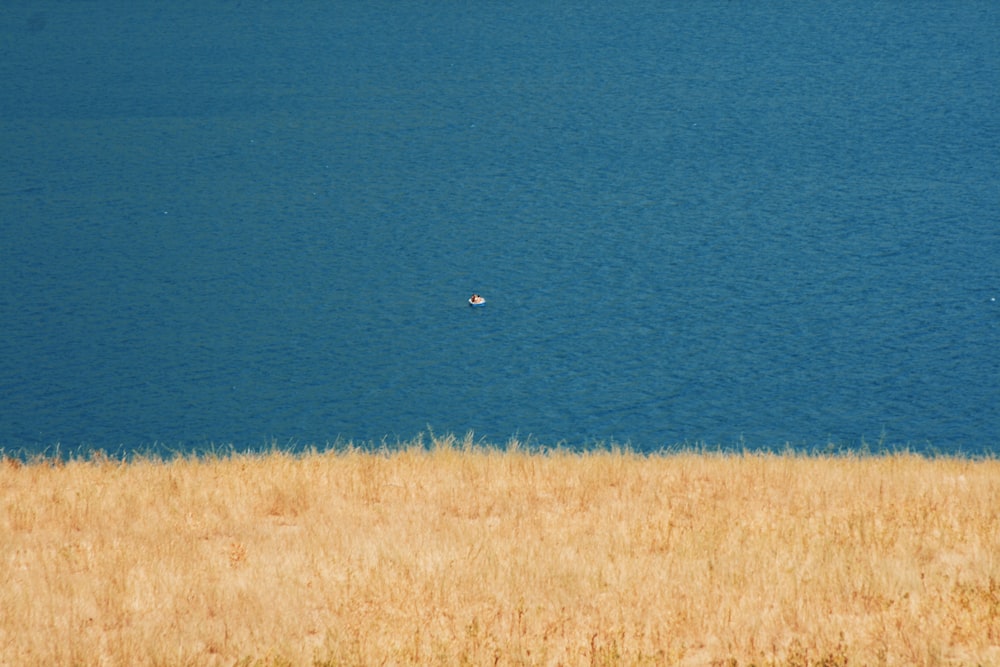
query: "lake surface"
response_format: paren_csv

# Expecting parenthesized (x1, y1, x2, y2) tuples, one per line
(2, 2, 998, 457)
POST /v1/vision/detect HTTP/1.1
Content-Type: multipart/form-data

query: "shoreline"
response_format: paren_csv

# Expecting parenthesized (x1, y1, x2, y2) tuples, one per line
(4, 431, 995, 464)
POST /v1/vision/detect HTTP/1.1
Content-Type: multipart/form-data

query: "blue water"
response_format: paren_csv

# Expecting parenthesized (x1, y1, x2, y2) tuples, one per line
(2, 2, 998, 456)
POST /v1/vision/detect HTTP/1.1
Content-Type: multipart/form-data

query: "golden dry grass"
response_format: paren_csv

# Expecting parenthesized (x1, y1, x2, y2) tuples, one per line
(1, 435, 998, 666)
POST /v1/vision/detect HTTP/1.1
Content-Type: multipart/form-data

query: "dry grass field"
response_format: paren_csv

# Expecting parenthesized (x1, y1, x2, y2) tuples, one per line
(1, 435, 998, 666)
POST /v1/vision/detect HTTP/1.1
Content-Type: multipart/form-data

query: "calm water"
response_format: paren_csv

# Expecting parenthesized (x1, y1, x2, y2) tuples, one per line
(2, 2, 998, 456)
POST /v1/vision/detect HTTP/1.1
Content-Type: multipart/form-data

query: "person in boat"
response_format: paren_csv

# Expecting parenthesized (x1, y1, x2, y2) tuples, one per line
(469, 293, 485, 305)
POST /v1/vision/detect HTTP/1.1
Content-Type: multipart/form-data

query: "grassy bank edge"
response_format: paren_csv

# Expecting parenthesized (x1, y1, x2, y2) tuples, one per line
(3, 430, 994, 466)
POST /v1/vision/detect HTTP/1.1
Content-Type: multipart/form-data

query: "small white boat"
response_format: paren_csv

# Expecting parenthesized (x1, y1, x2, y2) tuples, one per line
(468, 295, 486, 307)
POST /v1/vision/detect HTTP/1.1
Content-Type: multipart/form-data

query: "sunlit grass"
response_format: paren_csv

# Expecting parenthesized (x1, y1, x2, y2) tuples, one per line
(2, 434, 997, 665)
